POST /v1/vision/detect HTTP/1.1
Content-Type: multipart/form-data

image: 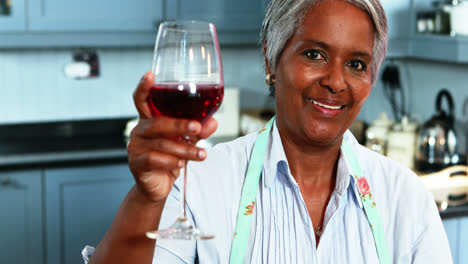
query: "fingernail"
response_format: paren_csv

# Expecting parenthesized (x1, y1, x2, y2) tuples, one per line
(178, 160, 185, 168)
(142, 72, 150, 82)
(188, 121, 199, 134)
(198, 150, 206, 159)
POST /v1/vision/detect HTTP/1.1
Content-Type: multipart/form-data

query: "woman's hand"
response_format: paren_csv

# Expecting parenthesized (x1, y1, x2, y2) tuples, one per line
(127, 71, 218, 204)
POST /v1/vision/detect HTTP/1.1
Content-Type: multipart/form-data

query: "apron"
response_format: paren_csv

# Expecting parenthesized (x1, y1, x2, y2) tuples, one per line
(229, 117, 391, 264)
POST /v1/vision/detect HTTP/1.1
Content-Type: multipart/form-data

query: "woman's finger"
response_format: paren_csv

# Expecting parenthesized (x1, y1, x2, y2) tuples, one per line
(133, 71, 154, 119)
(198, 117, 218, 139)
(129, 151, 185, 173)
(128, 137, 207, 163)
(144, 138, 207, 161)
(133, 117, 202, 139)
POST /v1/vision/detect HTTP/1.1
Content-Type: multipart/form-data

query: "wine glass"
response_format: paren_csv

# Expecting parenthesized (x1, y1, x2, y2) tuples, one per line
(145, 20, 223, 240)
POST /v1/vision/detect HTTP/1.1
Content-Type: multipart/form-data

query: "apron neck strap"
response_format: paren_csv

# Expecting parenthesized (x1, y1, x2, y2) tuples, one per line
(229, 117, 391, 264)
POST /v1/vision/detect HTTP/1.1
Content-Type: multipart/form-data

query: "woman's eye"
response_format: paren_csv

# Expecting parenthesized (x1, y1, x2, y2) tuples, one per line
(348, 60, 367, 71)
(304, 50, 324, 60)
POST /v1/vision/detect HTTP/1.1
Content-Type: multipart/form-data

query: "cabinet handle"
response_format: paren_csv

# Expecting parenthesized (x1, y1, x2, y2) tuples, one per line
(0, 177, 22, 189)
(0, 177, 12, 186)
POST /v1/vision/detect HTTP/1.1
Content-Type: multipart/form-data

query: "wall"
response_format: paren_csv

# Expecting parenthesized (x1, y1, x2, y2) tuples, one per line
(0, 48, 149, 123)
(0, 46, 267, 124)
(361, 59, 468, 123)
(0, 46, 467, 124)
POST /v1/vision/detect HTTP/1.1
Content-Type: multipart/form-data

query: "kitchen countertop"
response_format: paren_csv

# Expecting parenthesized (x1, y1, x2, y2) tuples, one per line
(0, 118, 130, 169)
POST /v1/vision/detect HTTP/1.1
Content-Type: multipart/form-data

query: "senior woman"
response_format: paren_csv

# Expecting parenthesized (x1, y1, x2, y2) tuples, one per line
(86, 0, 452, 263)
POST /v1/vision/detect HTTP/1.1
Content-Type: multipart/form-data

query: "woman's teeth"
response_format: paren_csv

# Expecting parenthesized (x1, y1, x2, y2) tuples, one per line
(308, 99, 343, 110)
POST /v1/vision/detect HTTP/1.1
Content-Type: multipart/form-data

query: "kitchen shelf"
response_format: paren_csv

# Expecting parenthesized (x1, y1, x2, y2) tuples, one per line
(408, 34, 468, 63)
(387, 38, 412, 58)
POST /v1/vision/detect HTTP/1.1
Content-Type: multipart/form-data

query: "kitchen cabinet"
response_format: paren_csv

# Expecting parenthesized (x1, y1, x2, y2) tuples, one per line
(29, 0, 162, 32)
(0, 0, 163, 47)
(443, 219, 459, 263)
(2, 0, 468, 63)
(0, 0, 26, 31)
(443, 217, 468, 264)
(0, 0, 268, 47)
(459, 217, 468, 263)
(406, 0, 468, 63)
(166, 0, 269, 44)
(0, 169, 43, 264)
(45, 163, 134, 264)
(382, 0, 468, 63)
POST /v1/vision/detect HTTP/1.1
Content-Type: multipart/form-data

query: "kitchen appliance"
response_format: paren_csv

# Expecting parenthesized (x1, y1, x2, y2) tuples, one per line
(457, 96, 468, 163)
(365, 113, 393, 155)
(415, 89, 460, 172)
(349, 119, 366, 144)
(419, 165, 468, 210)
(212, 87, 240, 137)
(448, 0, 468, 36)
(381, 63, 405, 122)
(386, 116, 419, 169)
(418, 0, 468, 36)
(426, 0, 453, 35)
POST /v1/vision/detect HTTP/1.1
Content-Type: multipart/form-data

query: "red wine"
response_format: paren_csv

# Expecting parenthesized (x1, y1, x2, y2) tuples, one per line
(149, 83, 224, 123)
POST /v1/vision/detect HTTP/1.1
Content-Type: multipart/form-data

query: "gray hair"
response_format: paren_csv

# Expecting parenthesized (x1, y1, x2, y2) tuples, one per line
(261, 0, 388, 88)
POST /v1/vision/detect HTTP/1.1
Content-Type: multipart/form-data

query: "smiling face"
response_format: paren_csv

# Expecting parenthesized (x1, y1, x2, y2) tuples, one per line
(272, 0, 375, 149)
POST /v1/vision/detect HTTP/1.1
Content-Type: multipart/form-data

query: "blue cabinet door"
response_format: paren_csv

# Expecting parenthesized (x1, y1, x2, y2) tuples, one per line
(28, 0, 163, 31)
(0, 0, 26, 31)
(443, 216, 468, 264)
(45, 163, 135, 264)
(0, 169, 43, 264)
(458, 217, 468, 264)
(443, 218, 460, 263)
(166, 0, 269, 44)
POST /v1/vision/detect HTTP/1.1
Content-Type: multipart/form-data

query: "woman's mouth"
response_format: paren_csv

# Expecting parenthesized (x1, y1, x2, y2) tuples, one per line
(306, 98, 345, 110)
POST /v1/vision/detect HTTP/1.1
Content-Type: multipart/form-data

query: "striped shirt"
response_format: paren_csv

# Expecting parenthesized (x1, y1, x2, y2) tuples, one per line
(82, 121, 452, 263)
(153, 121, 451, 263)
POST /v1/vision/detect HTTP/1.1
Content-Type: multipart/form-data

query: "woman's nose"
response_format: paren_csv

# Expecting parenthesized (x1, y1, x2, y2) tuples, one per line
(319, 62, 346, 94)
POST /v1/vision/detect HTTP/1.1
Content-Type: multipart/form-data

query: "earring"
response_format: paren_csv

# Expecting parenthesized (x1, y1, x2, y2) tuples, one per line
(265, 73, 276, 86)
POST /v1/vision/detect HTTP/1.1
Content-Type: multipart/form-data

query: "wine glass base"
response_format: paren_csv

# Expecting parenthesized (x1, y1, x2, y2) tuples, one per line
(146, 217, 214, 240)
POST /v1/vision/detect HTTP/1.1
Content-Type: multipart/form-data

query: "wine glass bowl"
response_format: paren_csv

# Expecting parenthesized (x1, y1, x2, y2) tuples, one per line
(149, 82, 223, 124)
(146, 20, 223, 240)
(148, 20, 224, 124)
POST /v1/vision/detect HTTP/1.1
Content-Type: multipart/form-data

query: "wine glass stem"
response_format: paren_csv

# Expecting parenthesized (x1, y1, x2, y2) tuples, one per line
(183, 160, 188, 220)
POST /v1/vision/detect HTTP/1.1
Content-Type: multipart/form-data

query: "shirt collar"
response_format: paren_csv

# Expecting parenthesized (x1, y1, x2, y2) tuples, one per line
(263, 119, 289, 188)
(262, 122, 363, 208)
(341, 131, 364, 208)
(338, 144, 364, 209)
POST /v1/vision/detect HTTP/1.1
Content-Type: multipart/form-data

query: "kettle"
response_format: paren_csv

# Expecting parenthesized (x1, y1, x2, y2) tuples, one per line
(415, 89, 459, 172)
